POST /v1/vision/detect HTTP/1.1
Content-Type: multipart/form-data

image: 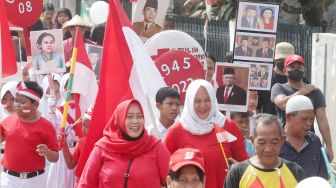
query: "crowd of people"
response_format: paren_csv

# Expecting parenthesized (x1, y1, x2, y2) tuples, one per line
(0, 1, 335, 188)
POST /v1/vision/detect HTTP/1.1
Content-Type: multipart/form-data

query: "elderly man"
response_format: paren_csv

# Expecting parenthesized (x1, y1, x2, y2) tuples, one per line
(225, 114, 305, 188)
(271, 54, 334, 161)
(280, 95, 328, 179)
(216, 67, 246, 105)
(167, 148, 205, 188)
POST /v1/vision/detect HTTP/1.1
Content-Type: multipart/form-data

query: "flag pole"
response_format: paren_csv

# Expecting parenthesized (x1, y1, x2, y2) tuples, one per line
(60, 27, 80, 141)
(321, 147, 336, 187)
(145, 94, 160, 138)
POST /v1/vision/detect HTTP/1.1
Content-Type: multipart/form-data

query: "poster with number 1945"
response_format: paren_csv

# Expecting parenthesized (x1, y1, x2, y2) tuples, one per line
(154, 50, 205, 103)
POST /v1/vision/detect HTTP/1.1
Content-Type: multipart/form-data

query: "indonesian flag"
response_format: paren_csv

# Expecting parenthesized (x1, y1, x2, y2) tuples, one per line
(214, 125, 237, 143)
(75, 0, 166, 176)
(72, 28, 98, 115)
(0, 0, 17, 78)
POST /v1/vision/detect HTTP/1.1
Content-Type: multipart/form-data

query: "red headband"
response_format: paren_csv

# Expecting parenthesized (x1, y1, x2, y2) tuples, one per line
(17, 82, 42, 101)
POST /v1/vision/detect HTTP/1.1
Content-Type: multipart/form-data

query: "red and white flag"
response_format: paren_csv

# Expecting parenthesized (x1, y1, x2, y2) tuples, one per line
(0, 1, 17, 78)
(214, 125, 237, 143)
(76, 0, 166, 176)
(72, 28, 98, 114)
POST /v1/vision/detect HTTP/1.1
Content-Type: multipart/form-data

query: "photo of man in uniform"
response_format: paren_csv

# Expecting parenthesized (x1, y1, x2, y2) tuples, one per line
(133, 0, 162, 39)
(235, 36, 253, 56)
(256, 38, 274, 58)
(216, 67, 247, 105)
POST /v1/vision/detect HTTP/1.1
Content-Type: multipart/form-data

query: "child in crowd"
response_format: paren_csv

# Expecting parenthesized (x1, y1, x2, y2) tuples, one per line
(0, 81, 59, 188)
(60, 110, 92, 188)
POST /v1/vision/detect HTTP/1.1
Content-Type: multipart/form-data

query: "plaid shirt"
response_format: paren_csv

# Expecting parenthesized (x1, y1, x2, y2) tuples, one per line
(280, 131, 328, 179)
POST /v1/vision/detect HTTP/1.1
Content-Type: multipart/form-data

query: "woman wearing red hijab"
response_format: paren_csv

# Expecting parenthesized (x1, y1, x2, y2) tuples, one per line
(78, 99, 170, 187)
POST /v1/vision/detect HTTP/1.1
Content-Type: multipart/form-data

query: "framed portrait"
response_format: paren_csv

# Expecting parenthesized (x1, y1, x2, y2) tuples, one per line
(30, 29, 65, 74)
(236, 1, 279, 33)
(214, 63, 250, 112)
(233, 32, 276, 62)
(85, 43, 103, 80)
(235, 61, 273, 91)
(132, 0, 169, 41)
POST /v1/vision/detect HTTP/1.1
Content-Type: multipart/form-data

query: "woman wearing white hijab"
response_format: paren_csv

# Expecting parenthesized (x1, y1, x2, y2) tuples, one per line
(165, 79, 248, 188)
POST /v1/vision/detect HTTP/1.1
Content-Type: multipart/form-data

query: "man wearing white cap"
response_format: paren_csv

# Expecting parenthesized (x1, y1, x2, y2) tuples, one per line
(271, 54, 333, 161)
(280, 95, 328, 179)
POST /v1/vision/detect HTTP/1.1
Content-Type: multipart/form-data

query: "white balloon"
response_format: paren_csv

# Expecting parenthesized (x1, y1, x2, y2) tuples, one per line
(90, 1, 109, 25)
(296, 177, 332, 188)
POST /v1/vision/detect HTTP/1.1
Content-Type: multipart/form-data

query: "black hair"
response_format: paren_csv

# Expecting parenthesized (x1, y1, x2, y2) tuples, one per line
(23, 81, 43, 103)
(55, 8, 72, 29)
(206, 53, 216, 63)
(168, 166, 204, 182)
(262, 38, 270, 42)
(253, 114, 283, 137)
(251, 64, 257, 68)
(37, 32, 55, 46)
(91, 24, 106, 46)
(246, 5, 257, 11)
(43, 3, 54, 12)
(224, 51, 233, 63)
(231, 111, 249, 119)
(260, 8, 273, 17)
(155, 87, 180, 104)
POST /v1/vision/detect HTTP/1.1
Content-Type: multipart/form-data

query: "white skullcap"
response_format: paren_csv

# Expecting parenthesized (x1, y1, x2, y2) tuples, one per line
(296, 177, 332, 188)
(286, 95, 313, 114)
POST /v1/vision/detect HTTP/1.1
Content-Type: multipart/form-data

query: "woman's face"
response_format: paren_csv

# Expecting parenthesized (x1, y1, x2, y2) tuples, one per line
(41, 36, 55, 54)
(125, 103, 144, 138)
(263, 10, 272, 19)
(57, 12, 70, 26)
(193, 87, 211, 120)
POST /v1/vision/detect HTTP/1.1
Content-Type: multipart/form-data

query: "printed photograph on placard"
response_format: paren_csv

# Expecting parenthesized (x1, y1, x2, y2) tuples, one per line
(234, 32, 276, 62)
(132, 0, 169, 42)
(85, 44, 103, 80)
(30, 29, 65, 74)
(236, 61, 273, 90)
(236, 1, 279, 33)
(214, 62, 250, 112)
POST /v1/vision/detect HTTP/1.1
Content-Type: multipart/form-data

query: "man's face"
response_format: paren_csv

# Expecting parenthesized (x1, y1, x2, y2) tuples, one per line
(261, 67, 267, 73)
(157, 97, 180, 124)
(261, 78, 267, 86)
(262, 41, 269, 48)
(246, 9, 257, 18)
(241, 39, 248, 47)
(205, 57, 215, 81)
(44, 10, 54, 21)
(251, 66, 256, 72)
(88, 53, 100, 66)
(232, 114, 249, 138)
(287, 110, 314, 138)
(222, 74, 235, 87)
(284, 62, 304, 76)
(251, 122, 285, 169)
(143, 7, 158, 23)
(169, 165, 204, 188)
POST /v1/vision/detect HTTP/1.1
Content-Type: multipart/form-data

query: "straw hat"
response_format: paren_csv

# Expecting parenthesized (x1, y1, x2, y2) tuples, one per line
(62, 15, 93, 29)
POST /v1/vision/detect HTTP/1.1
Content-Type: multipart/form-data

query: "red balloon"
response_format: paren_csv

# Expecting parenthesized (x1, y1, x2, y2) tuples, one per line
(154, 50, 205, 103)
(5, 0, 43, 27)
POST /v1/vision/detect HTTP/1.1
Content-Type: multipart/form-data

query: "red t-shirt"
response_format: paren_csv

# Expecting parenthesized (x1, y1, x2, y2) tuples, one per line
(165, 118, 248, 188)
(1, 114, 59, 172)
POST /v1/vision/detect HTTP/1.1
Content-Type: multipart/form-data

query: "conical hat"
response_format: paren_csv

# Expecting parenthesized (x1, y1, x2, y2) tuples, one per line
(62, 15, 93, 29)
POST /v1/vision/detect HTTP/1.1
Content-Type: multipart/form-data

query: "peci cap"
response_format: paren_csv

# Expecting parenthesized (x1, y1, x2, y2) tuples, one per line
(144, 0, 158, 9)
(284, 55, 304, 67)
(223, 67, 235, 75)
(274, 42, 294, 60)
(169, 148, 205, 173)
(286, 95, 313, 114)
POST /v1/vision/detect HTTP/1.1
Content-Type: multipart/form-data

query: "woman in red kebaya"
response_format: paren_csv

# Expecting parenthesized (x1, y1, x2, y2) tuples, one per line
(78, 99, 170, 188)
(165, 79, 248, 188)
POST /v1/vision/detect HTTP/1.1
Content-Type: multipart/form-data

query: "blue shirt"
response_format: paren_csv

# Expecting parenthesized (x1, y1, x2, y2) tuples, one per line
(280, 131, 328, 179)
